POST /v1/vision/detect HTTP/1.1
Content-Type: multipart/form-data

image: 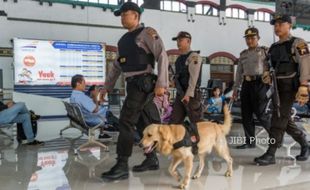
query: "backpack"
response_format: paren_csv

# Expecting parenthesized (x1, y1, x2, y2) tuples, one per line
(16, 110, 39, 142)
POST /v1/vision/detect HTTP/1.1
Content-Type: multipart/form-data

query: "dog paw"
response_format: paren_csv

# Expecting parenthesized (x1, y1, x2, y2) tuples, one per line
(176, 175, 182, 182)
(171, 171, 182, 182)
(192, 174, 200, 179)
(225, 171, 233, 177)
(171, 174, 181, 182)
(178, 184, 187, 190)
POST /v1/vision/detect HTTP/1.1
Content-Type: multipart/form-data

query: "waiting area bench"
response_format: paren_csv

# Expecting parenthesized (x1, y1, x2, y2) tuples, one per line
(62, 101, 109, 154)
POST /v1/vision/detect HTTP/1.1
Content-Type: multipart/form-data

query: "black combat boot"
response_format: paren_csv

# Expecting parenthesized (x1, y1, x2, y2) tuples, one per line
(296, 139, 310, 161)
(132, 151, 159, 172)
(296, 146, 310, 161)
(254, 146, 276, 166)
(101, 156, 129, 181)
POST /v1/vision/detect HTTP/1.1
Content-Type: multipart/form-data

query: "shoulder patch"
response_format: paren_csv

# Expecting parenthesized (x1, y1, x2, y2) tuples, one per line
(240, 49, 247, 55)
(145, 27, 159, 40)
(260, 46, 268, 51)
(296, 42, 309, 56)
(259, 46, 268, 55)
(192, 55, 198, 64)
(189, 53, 200, 64)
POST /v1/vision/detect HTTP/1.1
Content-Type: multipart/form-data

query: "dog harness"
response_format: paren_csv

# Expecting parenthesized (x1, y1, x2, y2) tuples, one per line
(172, 124, 199, 155)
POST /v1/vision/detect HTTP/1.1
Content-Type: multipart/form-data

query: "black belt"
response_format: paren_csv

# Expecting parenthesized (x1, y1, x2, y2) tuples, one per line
(125, 73, 153, 83)
(244, 75, 262, 82)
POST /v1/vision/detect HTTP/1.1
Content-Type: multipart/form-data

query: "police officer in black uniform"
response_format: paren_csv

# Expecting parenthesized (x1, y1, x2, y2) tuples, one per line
(255, 15, 310, 165)
(100, 2, 169, 180)
(170, 31, 203, 152)
(233, 28, 271, 149)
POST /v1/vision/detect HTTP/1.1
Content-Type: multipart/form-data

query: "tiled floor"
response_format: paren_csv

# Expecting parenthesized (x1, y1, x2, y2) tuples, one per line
(1, 121, 310, 190)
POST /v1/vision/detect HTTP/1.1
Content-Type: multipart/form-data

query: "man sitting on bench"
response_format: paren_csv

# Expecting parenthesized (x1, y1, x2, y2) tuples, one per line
(69, 74, 109, 135)
(0, 101, 44, 145)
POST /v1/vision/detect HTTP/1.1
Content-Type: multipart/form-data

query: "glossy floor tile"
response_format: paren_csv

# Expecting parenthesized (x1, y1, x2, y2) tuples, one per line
(1, 121, 310, 190)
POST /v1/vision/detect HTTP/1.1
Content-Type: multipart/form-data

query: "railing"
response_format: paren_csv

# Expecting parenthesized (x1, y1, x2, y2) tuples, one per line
(34, 0, 120, 10)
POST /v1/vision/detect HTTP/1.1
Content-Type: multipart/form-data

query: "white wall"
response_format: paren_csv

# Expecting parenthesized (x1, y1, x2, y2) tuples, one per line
(292, 28, 310, 42)
(13, 92, 68, 116)
(0, 57, 14, 90)
(0, 0, 309, 115)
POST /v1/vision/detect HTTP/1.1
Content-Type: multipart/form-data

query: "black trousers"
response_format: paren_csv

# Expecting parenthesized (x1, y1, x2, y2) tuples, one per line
(170, 90, 203, 124)
(240, 80, 271, 145)
(117, 76, 159, 157)
(267, 78, 308, 154)
(136, 99, 161, 138)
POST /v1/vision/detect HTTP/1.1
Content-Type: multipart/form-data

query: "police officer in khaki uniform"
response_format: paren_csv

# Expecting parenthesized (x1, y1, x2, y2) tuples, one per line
(170, 31, 203, 153)
(100, 2, 169, 180)
(255, 15, 310, 165)
(233, 28, 271, 149)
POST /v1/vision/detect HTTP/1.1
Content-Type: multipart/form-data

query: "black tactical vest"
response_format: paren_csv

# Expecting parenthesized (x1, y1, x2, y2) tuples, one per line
(175, 51, 202, 92)
(269, 37, 298, 77)
(117, 27, 155, 72)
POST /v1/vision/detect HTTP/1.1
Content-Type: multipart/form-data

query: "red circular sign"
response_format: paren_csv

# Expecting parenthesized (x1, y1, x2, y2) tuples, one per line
(23, 55, 36, 67)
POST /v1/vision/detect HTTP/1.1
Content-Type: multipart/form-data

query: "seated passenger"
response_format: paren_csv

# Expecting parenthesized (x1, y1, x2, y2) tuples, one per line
(85, 85, 99, 100)
(292, 84, 310, 116)
(205, 87, 225, 114)
(85, 85, 118, 140)
(153, 91, 173, 123)
(70, 75, 108, 127)
(293, 102, 309, 115)
(0, 101, 44, 145)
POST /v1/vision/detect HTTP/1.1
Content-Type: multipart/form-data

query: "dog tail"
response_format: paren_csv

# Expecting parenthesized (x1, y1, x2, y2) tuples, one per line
(221, 104, 232, 135)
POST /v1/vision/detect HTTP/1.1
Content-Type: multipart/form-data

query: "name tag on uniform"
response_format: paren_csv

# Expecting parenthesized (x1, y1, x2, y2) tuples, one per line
(245, 76, 252, 81)
(119, 57, 126, 64)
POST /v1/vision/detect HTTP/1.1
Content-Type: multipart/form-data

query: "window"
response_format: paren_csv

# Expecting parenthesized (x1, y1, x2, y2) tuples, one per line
(77, 0, 118, 5)
(210, 56, 234, 65)
(195, 4, 219, 16)
(160, 0, 187, 13)
(210, 55, 235, 82)
(124, 0, 144, 6)
(210, 65, 233, 73)
(226, 8, 247, 19)
(254, 11, 272, 22)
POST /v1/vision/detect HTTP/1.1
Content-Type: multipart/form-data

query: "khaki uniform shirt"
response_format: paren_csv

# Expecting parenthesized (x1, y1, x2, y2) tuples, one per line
(234, 46, 269, 90)
(183, 51, 203, 97)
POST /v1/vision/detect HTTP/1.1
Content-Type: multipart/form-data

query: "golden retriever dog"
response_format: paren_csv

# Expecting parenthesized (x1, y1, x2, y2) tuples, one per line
(141, 105, 233, 189)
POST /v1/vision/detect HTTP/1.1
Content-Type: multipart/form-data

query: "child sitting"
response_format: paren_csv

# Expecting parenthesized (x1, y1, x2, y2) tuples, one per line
(205, 87, 225, 114)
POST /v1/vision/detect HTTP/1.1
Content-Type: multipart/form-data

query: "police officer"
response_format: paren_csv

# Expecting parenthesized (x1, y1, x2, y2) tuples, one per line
(255, 15, 310, 165)
(233, 27, 271, 149)
(100, 2, 169, 180)
(169, 31, 203, 152)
